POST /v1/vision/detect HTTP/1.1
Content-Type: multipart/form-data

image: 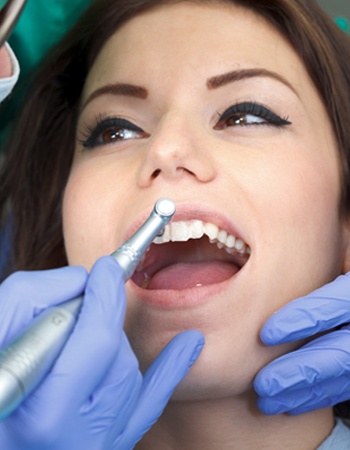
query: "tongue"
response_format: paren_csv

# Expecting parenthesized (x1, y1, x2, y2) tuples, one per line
(147, 261, 239, 290)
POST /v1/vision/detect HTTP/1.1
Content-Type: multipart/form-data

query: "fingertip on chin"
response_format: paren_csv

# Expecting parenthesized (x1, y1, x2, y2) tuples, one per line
(256, 396, 285, 416)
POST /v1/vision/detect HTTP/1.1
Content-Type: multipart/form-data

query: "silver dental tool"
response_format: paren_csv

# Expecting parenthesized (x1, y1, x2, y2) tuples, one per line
(0, 198, 176, 420)
(0, 0, 27, 47)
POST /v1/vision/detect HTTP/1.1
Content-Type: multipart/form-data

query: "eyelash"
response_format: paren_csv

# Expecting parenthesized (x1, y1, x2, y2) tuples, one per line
(79, 102, 291, 149)
(79, 115, 148, 149)
(215, 101, 291, 129)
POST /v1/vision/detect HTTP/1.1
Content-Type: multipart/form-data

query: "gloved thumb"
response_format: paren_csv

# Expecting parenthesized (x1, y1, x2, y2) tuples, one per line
(115, 329, 204, 449)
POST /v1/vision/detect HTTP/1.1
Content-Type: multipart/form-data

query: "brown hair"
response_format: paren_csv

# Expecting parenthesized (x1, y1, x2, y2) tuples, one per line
(1, 0, 350, 275)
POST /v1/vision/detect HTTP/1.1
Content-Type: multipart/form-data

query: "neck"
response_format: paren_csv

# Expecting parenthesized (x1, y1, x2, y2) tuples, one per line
(136, 392, 334, 450)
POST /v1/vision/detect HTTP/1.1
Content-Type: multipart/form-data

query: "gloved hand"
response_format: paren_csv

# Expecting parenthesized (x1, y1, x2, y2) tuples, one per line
(254, 274, 350, 415)
(0, 256, 204, 449)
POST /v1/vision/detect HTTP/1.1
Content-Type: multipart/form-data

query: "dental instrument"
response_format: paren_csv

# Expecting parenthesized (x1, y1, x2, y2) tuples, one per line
(0, 198, 176, 420)
(0, 0, 27, 47)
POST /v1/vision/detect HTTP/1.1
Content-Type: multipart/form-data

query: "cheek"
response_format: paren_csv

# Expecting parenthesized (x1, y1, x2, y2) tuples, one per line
(246, 146, 343, 303)
(62, 167, 121, 269)
(237, 136, 341, 237)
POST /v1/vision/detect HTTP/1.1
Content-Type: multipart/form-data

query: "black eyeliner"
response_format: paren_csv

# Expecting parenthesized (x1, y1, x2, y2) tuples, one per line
(79, 116, 145, 149)
(217, 101, 291, 127)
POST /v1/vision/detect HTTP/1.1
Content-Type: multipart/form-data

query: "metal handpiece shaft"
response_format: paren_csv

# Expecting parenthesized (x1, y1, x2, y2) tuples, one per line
(0, 0, 27, 47)
(112, 197, 176, 279)
(0, 198, 175, 420)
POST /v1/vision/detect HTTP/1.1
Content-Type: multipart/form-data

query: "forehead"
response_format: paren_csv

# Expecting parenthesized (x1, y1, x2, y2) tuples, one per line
(83, 2, 317, 105)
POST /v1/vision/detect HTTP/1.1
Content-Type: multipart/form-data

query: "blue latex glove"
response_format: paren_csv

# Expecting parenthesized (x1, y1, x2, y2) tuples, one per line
(254, 274, 350, 415)
(0, 256, 204, 449)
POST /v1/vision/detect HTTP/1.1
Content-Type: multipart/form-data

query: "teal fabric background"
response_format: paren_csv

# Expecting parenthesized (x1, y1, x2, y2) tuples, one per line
(8, 0, 92, 79)
(0, 0, 92, 148)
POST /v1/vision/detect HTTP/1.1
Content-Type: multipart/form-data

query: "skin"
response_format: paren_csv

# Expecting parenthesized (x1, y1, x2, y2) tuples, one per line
(0, 45, 12, 78)
(63, 2, 350, 448)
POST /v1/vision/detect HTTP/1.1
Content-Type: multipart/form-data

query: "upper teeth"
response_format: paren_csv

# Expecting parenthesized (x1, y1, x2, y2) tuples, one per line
(154, 220, 250, 254)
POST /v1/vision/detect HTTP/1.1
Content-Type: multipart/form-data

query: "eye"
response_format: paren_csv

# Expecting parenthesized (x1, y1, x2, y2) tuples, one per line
(214, 101, 291, 130)
(79, 116, 149, 149)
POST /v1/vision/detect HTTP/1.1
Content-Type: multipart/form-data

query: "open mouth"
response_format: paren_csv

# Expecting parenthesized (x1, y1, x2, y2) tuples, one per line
(132, 219, 250, 290)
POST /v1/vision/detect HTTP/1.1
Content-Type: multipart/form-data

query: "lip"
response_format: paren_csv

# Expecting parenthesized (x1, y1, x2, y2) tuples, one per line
(124, 200, 251, 309)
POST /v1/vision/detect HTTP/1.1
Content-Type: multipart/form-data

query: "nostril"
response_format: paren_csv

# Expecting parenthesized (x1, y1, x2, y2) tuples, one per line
(152, 169, 161, 179)
(183, 167, 195, 176)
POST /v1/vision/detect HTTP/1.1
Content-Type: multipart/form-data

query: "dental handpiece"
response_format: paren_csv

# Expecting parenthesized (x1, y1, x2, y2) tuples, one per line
(0, 0, 27, 47)
(0, 198, 176, 420)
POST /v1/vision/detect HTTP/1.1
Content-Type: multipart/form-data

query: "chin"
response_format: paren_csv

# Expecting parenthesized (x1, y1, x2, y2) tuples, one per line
(124, 296, 296, 403)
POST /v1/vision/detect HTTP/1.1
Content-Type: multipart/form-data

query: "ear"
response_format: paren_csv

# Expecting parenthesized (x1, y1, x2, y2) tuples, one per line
(341, 219, 350, 274)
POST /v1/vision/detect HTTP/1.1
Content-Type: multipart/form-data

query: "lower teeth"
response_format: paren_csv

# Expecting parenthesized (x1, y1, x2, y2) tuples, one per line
(141, 272, 150, 288)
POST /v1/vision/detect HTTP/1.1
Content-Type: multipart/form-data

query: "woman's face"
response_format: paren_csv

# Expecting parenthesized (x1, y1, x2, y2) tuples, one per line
(63, 2, 350, 398)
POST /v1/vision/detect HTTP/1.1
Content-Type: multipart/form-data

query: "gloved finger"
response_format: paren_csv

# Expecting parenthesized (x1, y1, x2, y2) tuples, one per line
(0, 266, 88, 346)
(255, 328, 350, 397)
(288, 384, 350, 415)
(260, 274, 350, 345)
(33, 256, 127, 416)
(80, 331, 143, 438)
(257, 374, 350, 415)
(114, 330, 205, 450)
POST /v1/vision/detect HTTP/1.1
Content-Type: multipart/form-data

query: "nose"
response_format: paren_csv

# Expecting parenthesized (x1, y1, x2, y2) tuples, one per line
(137, 114, 216, 187)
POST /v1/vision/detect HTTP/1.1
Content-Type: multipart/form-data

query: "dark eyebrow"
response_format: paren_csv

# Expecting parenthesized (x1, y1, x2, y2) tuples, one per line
(81, 83, 148, 110)
(81, 69, 296, 111)
(207, 68, 299, 97)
